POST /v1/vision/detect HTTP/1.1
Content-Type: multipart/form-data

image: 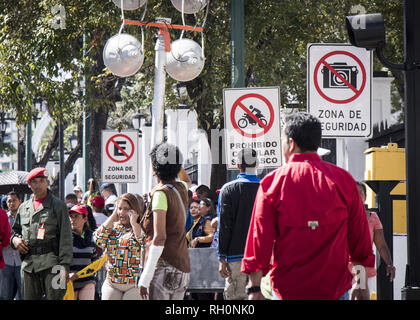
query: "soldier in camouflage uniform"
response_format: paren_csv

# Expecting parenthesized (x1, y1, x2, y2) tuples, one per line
(11, 168, 73, 300)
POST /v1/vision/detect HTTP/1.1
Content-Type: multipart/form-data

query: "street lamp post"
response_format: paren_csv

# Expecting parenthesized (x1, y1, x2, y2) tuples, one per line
(131, 111, 147, 195)
(151, 26, 168, 147)
(69, 132, 78, 150)
(25, 109, 32, 172)
(0, 107, 8, 141)
(104, 3, 206, 193)
(132, 111, 147, 138)
(58, 120, 65, 201)
(24, 98, 43, 173)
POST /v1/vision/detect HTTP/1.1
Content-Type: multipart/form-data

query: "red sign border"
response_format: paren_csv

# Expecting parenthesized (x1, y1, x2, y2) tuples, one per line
(230, 93, 275, 138)
(313, 50, 367, 104)
(105, 134, 135, 163)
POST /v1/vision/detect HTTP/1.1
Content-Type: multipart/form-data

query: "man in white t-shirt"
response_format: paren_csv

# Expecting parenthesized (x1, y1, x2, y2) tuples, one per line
(90, 195, 108, 228)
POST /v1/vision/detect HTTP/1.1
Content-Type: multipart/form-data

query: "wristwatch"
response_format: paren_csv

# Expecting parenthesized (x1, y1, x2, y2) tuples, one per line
(246, 285, 261, 294)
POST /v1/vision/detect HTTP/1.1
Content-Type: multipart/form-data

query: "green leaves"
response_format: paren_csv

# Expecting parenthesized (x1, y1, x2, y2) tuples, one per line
(0, 0, 404, 132)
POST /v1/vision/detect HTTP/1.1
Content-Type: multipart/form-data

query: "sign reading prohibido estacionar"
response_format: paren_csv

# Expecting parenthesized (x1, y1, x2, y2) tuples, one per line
(102, 130, 138, 183)
(307, 43, 372, 138)
(223, 87, 282, 170)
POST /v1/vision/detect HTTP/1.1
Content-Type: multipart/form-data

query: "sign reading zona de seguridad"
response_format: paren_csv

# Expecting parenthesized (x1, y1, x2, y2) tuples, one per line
(223, 87, 281, 170)
(307, 43, 372, 138)
(102, 130, 138, 183)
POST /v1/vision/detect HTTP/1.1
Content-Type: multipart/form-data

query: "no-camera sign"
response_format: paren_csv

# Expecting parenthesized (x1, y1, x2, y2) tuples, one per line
(102, 130, 138, 183)
(307, 44, 372, 138)
(223, 87, 282, 170)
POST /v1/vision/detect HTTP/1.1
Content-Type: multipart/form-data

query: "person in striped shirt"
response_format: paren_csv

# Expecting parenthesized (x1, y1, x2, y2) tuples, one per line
(68, 204, 97, 300)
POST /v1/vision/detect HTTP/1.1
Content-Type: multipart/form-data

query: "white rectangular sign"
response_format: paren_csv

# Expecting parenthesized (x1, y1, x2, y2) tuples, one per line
(223, 87, 282, 170)
(307, 43, 372, 138)
(102, 130, 138, 183)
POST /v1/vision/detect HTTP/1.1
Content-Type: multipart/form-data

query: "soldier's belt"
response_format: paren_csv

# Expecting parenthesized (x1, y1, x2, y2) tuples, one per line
(27, 241, 58, 256)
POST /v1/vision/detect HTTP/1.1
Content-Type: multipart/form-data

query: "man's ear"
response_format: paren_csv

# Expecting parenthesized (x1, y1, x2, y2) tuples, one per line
(288, 137, 296, 153)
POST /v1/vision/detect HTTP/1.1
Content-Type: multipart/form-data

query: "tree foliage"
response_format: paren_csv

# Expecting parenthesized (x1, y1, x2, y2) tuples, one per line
(0, 0, 405, 190)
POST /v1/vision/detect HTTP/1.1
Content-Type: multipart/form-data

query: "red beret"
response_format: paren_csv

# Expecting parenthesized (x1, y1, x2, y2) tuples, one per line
(27, 167, 49, 183)
(69, 204, 88, 217)
(91, 195, 105, 209)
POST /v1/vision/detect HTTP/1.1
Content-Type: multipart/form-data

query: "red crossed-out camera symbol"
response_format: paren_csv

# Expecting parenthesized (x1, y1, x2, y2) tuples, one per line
(314, 50, 367, 104)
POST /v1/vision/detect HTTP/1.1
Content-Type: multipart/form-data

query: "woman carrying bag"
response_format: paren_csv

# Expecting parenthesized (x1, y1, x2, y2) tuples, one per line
(139, 142, 191, 300)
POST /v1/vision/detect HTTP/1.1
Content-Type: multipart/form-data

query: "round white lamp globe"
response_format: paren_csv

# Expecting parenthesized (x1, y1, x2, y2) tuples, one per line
(171, 0, 208, 15)
(103, 33, 144, 77)
(112, 0, 147, 10)
(166, 38, 205, 82)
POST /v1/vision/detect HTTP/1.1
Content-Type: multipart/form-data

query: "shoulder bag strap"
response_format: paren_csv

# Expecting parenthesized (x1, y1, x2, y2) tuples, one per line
(165, 184, 187, 220)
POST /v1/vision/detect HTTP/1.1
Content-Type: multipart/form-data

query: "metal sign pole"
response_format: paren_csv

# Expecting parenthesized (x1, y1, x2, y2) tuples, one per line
(402, 0, 420, 299)
(228, 0, 245, 182)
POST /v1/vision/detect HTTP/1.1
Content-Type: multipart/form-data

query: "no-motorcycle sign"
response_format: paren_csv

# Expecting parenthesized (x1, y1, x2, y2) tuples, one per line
(223, 87, 281, 169)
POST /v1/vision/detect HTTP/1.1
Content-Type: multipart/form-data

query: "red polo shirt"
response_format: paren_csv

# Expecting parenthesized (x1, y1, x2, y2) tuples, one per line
(241, 153, 375, 300)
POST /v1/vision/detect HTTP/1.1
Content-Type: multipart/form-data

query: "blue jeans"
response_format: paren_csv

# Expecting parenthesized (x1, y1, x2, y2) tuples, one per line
(337, 290, 350, 300)
(0, 265, 23, 300)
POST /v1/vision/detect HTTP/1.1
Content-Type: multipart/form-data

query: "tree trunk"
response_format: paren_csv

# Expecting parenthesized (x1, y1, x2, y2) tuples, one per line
(89, 106, 109, 184)
(37, 125, 59, 168)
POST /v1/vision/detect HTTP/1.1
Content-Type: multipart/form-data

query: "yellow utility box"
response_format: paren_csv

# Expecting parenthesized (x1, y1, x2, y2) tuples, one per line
(364, 143, 406, 234)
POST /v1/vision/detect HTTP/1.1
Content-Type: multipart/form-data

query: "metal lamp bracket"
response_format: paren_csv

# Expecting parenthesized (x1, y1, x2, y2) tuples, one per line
(123, 19, 204, 52)
(375, 46, 420, 71)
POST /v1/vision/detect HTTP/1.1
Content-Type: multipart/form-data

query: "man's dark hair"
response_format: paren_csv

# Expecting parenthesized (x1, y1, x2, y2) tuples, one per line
(150, 142, 183, 182)
(196, 184, 211, 194)
(237, 148, 257, 170)
(7, 191, 22, 201)
(65, 193, 78, 204)
(284, 112, 322, 152)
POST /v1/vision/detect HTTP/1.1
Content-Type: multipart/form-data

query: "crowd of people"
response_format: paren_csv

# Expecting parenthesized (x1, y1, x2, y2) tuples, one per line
(0, 112, 396, 300)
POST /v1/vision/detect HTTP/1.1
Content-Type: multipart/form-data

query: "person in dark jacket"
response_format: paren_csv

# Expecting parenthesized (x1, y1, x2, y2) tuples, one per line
(217, 148, 260, 300)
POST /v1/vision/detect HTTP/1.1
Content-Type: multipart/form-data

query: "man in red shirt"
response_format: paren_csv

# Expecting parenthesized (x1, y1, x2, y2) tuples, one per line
(241, 112, 374, 300)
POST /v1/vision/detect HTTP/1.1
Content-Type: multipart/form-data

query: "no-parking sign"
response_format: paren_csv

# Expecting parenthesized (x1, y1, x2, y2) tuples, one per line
(223, 87, 281, 169)
(102, 130, 138, 183)
(307, 44, 372, 137)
